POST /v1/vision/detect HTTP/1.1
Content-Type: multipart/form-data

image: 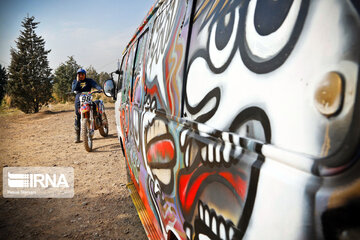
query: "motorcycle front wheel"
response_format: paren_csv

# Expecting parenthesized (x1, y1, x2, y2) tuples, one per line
(82, 118, 93, 152)
(99, 112, 109, 137)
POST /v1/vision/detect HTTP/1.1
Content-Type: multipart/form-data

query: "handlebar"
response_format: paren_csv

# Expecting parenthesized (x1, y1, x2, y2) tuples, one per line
(91, 90, 103, 94)
(78, 90, 103, 95)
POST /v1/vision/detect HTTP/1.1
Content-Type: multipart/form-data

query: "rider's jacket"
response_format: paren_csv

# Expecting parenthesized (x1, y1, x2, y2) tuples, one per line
(72, 78, 102, 101)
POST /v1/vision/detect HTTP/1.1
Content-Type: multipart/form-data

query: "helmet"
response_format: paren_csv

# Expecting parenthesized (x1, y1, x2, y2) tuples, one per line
(77, 68, 86, 75)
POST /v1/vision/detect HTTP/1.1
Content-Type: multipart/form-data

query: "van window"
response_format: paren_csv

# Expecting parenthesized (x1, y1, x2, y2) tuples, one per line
(118, 52, 128, 93)
(122, 44, 136, 104)
(132, 30, 149, 107)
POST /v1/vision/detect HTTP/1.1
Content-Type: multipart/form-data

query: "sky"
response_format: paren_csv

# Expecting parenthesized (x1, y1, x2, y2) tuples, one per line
(0, 0, 155, 73)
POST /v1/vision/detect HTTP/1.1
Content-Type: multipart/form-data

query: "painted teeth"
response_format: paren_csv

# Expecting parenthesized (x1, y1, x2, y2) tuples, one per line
(204, 208, 210, 226)
(222, 132, 230, 142)
(223, 143, 231, 163)
(199, 234, 211, 240)
(182, 130, 246, 168)
(201, 147, 207, 162)
(215, 145, 221, 163)
(185, 146, 190, 168)
(219, 222, 226, 239)
(198, 201, 238, 240)
(185, 226, 191, 240)
(228, 227, 234, 240)
(180, 130, 188, 147)
(208, 144, 214, 163)
(234, 147, 242, 158)
(200, 143, 240, 166)
(199, 201, 204, 221)
(211, 216, 217, 235)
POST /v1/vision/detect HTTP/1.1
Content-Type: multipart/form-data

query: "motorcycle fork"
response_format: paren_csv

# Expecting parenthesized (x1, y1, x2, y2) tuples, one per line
(90, 105, 95, 133)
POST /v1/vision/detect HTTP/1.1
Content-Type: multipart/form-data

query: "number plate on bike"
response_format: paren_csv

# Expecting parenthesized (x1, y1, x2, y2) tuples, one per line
(80, 94, 92, 102)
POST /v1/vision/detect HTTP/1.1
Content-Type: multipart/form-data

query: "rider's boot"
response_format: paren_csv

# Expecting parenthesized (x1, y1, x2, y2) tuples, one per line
(74, 127, 80, 143)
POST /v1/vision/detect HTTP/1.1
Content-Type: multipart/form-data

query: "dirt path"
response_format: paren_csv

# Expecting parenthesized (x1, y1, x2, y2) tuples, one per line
(0, 105, 147, 239)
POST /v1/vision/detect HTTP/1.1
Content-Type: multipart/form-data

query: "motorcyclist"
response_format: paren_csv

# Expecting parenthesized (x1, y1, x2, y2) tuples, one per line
(72, 68, 102, 143)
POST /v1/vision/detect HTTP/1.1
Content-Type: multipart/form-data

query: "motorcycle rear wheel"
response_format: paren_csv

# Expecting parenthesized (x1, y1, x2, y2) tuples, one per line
(99, 112, 109, 137)
(82, 118, 92, 152)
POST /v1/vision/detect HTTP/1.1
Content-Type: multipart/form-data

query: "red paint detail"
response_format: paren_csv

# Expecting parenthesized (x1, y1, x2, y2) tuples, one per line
(179, 171, 213, 213)
(164, 38, 173, 114)
(132, 76, 140, 102)
(147, 84, 164, 108)
(147, 84, 158, 95)
(219, 172, 247, 199)
(128, 87, 132, 103)
(120, 109, 125, 137)
(179, 169, 247, 214)
(164, 55, 173, 113)
(124, 106, 130, 137)
(146, 140, 174, 164)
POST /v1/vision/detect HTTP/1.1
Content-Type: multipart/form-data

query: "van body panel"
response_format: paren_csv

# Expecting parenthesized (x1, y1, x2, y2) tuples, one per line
(115, 0, 360, 239)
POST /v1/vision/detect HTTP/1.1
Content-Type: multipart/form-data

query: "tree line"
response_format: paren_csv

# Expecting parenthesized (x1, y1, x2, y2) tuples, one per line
(0, 16, 112, 113)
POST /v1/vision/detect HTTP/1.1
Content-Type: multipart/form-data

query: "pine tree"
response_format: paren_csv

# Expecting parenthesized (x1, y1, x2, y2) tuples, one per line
(85, 65, 99, 82)
(7, 16, 53, 113)
(0, 64, 7, 104)
(98, 71, 111, 88)
(53, 56, 81, 102)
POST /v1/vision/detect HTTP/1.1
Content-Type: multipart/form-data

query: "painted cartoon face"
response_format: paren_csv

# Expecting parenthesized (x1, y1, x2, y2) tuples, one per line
(178, 108, 270, 239)
(135, 0, 189, 237)
(186, 0, 359, 158)
(139, 93, 179, 235)
(143, 96, 176, 193)
(181, 0, 359, 239)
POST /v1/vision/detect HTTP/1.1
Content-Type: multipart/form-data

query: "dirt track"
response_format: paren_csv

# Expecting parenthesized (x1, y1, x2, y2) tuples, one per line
(0, 104, 147, 239)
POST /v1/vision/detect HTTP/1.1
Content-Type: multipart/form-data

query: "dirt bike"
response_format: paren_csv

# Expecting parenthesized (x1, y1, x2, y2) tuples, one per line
(79, 90, 109, 152)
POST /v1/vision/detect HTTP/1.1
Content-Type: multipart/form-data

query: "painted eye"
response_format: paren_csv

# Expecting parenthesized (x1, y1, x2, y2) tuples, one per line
(238, 0, 309, 73)
(208, 8, 239, 69)
(245, 0, 301, 59)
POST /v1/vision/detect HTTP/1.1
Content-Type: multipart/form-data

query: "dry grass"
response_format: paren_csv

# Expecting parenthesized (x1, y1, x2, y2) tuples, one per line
(0, 105, 23, 117)
(0, 102, 115, 116)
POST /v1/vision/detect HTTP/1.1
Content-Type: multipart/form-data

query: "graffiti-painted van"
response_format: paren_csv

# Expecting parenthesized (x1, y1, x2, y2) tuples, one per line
(103, 0, 360, 239)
